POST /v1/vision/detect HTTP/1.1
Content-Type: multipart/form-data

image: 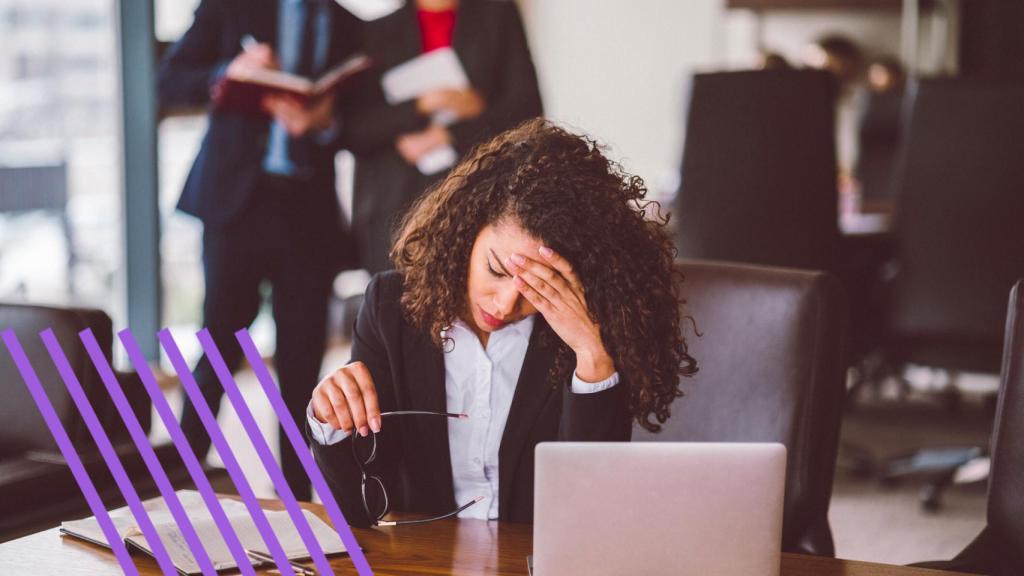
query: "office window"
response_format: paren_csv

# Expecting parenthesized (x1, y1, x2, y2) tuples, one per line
(157, 0, 208, 364)
(0, 0, 125, 328)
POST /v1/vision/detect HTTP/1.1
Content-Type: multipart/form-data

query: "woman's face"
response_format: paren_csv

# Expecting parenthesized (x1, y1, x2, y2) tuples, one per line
(465, 221, 542, 337)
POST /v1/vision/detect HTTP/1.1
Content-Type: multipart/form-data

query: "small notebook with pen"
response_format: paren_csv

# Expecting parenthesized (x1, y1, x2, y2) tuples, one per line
(59, 490, 351, 575)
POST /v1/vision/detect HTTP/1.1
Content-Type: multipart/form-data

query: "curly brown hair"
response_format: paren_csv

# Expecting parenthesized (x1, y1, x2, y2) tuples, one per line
(392, 118, 696, 432)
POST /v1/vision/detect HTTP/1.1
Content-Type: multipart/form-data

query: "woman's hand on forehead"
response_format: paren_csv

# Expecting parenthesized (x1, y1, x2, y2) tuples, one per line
(504, 246, 614, 382)
(505, 247, 587, 314)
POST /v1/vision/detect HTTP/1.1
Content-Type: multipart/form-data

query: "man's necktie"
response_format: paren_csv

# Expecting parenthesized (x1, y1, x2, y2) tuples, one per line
(263, 0, 331, 179)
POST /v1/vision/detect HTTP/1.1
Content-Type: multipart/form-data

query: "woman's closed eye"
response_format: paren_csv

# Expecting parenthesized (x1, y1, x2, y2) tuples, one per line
(487, 261, 508, 278)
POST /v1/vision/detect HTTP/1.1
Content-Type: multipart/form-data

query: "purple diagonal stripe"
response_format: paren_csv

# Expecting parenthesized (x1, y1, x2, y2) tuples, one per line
(2, 330, 140, 576)
(235, 328, 373, 576)
(196, 329, 335, 576)
(80, 329, 218, 576)
(117, 329, 257, 576)
(37, 329, 178, 576)
(157, 329, 297, 576)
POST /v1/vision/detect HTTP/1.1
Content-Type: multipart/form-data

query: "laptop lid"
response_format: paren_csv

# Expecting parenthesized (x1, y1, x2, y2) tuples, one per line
(533, 442, 786, 576)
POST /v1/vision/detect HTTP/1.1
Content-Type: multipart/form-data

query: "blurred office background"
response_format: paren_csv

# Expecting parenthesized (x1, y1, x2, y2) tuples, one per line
(0, 0, 994, 346)
(3, 0, 1023, 566)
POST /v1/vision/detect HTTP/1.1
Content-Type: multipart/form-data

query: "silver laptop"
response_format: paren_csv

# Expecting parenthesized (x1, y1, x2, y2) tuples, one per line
(533, 442, 786, 576)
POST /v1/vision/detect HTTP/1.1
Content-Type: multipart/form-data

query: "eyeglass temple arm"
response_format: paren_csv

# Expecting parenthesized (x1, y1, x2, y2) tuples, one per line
(376, 496, 484, 527)
(380, 410, 468, 419)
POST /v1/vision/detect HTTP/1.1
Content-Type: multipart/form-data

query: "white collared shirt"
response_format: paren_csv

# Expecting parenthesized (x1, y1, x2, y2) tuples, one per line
(307, 315, 618, 520)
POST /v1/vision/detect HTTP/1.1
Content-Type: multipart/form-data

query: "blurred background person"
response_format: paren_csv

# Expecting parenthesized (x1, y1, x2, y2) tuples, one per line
(157, 0, 361, 501)
(802, 33, 865, 94)
(755, 49, 793, 71)
(338, 0, 543, 275)
(854, 55, 907, 204)
(802, 33, 867, 211)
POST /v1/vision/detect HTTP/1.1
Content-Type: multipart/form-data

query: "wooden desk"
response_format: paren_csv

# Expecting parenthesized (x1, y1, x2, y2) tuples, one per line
(0, 498, 975, 575)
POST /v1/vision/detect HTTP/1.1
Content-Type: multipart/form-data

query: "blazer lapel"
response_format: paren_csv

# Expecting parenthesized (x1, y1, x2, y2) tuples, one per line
(237, 0, 277, 46)
(498, 320, 557, 516)
(452, 0, 483, 84)
(401, 328, 447, 412)
(401, 325, 456, 506)
(390, 2, 424, 64)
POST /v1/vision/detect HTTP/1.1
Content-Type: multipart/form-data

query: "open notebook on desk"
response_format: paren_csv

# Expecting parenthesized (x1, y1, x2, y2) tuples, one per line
(60, 490, 349, 575)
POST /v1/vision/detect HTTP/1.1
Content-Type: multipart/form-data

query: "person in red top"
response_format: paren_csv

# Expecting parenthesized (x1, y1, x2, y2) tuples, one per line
(335, 0, 544, 274)
(417, 2, 457, 53)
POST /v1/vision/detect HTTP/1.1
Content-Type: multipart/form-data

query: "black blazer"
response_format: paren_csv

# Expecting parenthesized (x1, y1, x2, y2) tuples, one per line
(157, 0, 361, 229)
(307, 272, 631, 528)
(338, 0, 543, 273)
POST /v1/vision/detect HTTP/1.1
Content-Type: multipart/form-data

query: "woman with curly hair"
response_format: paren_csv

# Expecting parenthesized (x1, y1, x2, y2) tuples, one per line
(306, 118, 696, 528)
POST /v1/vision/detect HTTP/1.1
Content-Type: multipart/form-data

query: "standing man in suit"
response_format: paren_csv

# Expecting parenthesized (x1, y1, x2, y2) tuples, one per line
(339, 0, 543, 274)
(158, 0, 361, 501)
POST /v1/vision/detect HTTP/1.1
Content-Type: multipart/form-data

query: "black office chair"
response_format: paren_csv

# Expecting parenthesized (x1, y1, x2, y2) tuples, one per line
(0, 303, 196, 541)
(672, 69, 841, 273)
(911, 280, 1024, 575)
(633, 259, 847, 557)
(864, 80, 1024, 508)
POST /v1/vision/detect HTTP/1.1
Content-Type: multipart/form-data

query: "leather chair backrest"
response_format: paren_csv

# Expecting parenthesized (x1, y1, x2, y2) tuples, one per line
(0, 304, 119, 457)
(673, 69, 840, 273)
(889, 80, 1024, 371)
(988, 280, 1024, 570)
(634, 259, 847, 557)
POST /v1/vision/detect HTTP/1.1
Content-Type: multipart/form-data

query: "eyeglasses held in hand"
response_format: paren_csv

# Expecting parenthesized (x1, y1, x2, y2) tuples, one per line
(351, 410, 484, 527)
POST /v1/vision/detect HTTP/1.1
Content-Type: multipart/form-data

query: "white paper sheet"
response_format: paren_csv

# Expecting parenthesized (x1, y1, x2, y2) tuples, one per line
(381, 47, 470, 105)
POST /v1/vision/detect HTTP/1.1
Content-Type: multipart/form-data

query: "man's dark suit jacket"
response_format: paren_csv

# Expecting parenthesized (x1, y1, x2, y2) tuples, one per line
(158, 0, 361, 231)
(337, 0, 543, 273)
(307, 272, 632, 528)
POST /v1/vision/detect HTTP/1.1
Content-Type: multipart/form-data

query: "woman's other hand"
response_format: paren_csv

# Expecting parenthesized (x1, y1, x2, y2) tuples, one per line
(505, 247, 616, 382)
(395, 124, 452, 164)
(416, 87, 486, 122)
(311, 361, 381, 437)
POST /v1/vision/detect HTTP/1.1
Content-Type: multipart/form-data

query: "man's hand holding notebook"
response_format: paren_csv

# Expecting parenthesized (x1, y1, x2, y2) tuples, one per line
(212, 47, 370, 117)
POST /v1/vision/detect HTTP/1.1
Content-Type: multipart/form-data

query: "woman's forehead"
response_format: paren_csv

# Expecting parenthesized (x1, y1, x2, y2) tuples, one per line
(477, 222, 544, 255)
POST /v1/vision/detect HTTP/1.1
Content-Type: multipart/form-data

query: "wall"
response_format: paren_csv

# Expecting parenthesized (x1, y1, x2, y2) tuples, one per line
(518, 0, 724, 203)
(518, 0, 958, 191)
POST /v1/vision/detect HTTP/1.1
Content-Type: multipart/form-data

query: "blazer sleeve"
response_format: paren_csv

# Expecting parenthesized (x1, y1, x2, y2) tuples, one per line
(157, 0, 232, 109)
(306, 274, 402, 528)
(448, 1, 543, 155)
(557, 375, 633, 442)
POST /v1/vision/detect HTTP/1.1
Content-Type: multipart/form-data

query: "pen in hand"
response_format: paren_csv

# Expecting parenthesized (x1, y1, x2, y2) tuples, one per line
(230, 34, 278, 80)
(241, 34, 258, 52)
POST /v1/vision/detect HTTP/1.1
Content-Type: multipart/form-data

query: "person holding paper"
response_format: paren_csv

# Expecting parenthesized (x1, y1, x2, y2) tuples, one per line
(338, 0, 543, 274)
(157, 0, 362, 502)
(305, 119, 698, 527)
